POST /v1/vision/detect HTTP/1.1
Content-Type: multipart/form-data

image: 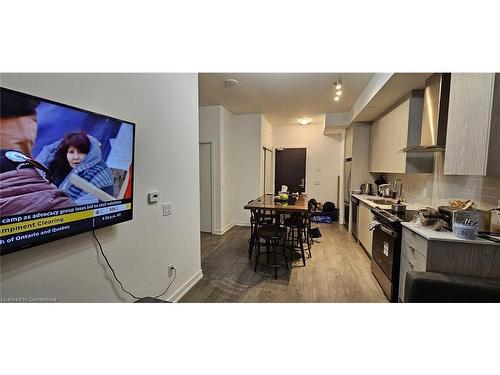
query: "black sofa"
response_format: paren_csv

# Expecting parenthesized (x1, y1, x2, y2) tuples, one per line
(404, 271, 500, 303)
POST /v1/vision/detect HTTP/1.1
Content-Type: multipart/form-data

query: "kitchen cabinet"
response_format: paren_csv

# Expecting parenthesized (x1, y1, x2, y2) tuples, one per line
(369, 90, 433, 174)
(444, 73, 500, 176)
(357, 202, 373, 256)
(399, 226, 500, 302)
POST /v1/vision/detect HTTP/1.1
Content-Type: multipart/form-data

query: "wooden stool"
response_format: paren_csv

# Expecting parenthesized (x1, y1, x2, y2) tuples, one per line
(284, 213, 311, 266)
(253, 210, 289, 279)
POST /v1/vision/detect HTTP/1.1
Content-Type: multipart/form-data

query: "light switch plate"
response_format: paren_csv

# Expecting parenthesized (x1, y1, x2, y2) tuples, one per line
(162, 202, 173, 216)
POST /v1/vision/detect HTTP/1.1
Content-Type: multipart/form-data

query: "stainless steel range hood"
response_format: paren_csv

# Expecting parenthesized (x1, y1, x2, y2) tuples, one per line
(401, 73, 451, 153)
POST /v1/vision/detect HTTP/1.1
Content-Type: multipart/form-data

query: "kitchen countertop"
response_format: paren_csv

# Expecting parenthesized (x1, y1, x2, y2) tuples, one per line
(401, 222, 500, 246)
(352, 194, 499, 246)
(351, 194, 423, 211)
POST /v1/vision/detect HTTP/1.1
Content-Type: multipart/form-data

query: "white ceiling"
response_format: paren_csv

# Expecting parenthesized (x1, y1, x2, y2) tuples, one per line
(353, 73, 432, 122)
(198, 73, 374, 127)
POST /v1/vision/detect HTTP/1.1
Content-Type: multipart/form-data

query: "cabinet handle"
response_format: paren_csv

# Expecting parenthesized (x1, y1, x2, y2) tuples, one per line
(408, 262, 415, 269)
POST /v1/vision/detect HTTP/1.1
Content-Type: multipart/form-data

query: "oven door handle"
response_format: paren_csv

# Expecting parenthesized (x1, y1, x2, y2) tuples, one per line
(378, 225, 398, 238)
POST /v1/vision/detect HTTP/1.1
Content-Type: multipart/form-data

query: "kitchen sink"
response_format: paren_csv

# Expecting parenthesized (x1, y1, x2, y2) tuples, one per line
(367, 199, 394, 205)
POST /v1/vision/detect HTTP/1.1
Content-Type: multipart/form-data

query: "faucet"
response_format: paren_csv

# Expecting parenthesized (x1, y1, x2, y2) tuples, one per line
(394, 178, 403, 201)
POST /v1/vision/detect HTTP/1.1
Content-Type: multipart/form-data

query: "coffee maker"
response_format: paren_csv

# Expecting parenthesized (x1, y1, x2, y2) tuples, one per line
(360, 183, 372, 195)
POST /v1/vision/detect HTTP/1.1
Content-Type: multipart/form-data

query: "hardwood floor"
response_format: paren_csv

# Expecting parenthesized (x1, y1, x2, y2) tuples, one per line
(180, 223, 388, 303)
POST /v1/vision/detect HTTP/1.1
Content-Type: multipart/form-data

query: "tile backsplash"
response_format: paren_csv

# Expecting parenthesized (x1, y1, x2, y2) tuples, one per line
(376, 154, 500, 210)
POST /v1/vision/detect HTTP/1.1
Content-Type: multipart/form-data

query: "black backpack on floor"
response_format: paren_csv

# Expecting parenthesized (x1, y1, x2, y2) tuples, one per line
(322, 201, 336, 212)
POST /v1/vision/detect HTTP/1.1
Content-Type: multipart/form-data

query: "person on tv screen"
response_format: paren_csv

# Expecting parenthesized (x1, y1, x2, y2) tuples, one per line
(0, 149, 74, 216)
(36, 131, 114, 205)
(0, 90, 40, 157)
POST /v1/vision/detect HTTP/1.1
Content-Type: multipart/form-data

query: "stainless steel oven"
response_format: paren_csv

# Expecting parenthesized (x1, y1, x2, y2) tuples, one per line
(370, 207, 418, 302)
(371, 222, 399, 301)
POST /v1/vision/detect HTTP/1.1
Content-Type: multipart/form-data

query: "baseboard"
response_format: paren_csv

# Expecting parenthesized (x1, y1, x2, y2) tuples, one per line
(234, 221, 251, 227)
(213, 222, 235, 235)
(169, 269, 203, 303)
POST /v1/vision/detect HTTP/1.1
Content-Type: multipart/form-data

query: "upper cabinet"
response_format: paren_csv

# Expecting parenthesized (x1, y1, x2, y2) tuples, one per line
(369, 91, 433, 174)
(444, 73, 500, 176)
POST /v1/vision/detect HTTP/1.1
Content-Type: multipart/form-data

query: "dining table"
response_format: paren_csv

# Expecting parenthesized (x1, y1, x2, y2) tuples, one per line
(244, 194, 309, 213)
(244, 194, 312, 267)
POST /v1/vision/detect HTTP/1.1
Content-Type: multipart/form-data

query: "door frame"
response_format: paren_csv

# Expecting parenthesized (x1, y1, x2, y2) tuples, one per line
(199, 142, 216, 234)
(262, 146, 273, 195)
(273, 144, 309, 193)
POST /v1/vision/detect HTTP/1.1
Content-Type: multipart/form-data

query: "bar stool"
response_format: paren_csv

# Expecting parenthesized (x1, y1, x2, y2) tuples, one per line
(253, 209, 289, 279)
(248, 206, 276, 258)
(284, 211, 311, 266)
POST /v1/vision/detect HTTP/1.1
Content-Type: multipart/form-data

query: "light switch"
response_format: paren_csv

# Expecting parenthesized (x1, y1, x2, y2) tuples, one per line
(163, 202, 173, 216)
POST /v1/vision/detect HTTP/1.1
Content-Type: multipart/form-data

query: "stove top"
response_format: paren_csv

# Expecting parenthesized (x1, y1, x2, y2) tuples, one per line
(371, 207, 418, 225)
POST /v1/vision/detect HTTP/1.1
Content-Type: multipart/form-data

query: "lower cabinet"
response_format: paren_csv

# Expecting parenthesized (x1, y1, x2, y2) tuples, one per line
(399, 227, 500, 302)
(399, 233, 427, 302)
(357, 202, 373, 256)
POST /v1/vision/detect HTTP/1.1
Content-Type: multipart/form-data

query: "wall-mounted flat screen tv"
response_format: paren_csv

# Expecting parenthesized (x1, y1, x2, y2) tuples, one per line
(0, 87, 135, 255)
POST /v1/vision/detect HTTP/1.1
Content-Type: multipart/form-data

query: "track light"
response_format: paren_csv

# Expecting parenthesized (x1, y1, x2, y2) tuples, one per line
(333, 76, 343, 102)
(335, 77, 343, 90)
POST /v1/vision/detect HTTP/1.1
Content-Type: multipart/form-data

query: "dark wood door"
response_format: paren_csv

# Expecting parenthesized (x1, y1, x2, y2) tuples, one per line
(274, 148, 306, 195)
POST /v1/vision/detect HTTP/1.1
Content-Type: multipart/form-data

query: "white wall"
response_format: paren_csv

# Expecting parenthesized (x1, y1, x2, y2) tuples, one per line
(220, 106, 235, 232)
(231, 114, 261, 226)
(260, 115, 273, 195)
(261, 115, 273, 150)
(273, 124, 342, 205)
(199, 105, 222, 234)
(0, 73, 202, 302)
(199, 106, 262, 230)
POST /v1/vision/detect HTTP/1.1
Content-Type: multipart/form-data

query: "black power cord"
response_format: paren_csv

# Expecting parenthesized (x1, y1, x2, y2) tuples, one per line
(92, 230, 176, 301)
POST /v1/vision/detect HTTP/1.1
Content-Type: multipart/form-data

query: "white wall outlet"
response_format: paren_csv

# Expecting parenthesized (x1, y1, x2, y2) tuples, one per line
(168, 264, 175, 277)
(148, 191, 159, 204)
(162, 202, 173, 216)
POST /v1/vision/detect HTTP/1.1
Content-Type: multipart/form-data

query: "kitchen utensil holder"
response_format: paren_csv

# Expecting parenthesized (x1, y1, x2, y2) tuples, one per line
(453, 222, 479, 240)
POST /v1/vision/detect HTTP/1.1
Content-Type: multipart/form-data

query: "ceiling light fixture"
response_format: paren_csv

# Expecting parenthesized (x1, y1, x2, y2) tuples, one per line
(333, 75, 343, 102)
(223, 78, 238, 88)
(334, 76, 343, 90)
(298, 118, 312, 125)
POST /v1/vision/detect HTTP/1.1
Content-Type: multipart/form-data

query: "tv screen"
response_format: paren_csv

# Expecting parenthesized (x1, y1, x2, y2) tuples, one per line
(0, 87, 135, 255)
